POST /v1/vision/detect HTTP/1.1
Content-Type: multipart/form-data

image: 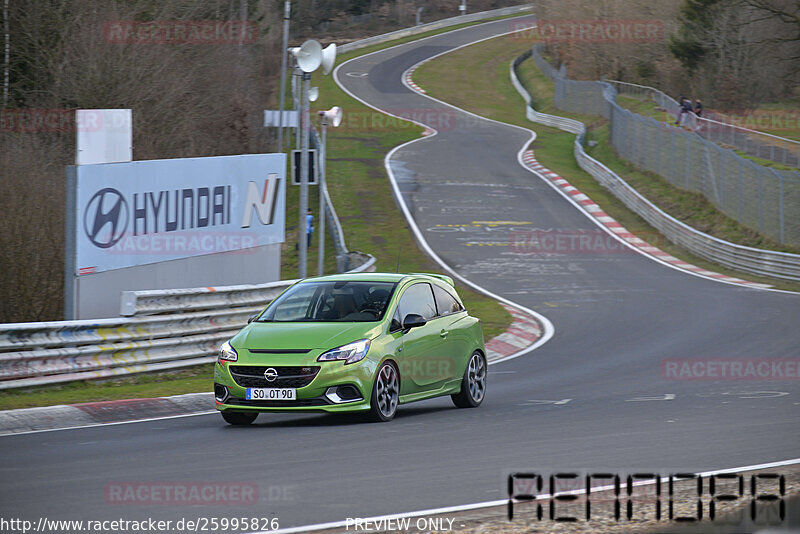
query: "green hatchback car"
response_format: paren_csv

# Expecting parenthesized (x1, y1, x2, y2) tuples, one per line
(214, 272, 487, 424)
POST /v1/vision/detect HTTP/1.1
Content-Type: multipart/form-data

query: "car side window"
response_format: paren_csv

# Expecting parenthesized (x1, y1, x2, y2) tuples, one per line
(432, 284, 464, 317)
(396, 283, 436, 322)
(390, 308, 402, 333)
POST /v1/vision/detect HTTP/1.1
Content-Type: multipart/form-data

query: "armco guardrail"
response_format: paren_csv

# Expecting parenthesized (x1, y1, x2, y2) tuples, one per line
(120, 253, 376, 317)
(511, 50, 800, 282)
(0, 254, 376, 389)
(1, 5, 527, 390)
(337, 4, 532, 54)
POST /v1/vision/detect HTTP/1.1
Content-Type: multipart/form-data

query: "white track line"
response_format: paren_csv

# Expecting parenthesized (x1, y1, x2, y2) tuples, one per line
(0, 410, 217, 438)
(1, 18, 548, 441)
(260, 458, 800, 533)
(258, 20, 800, 534)
(393, 30, 799, 295)
(334, 17, 555, 367)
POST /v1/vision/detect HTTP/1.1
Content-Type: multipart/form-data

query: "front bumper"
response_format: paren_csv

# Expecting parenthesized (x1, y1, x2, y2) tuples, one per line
(213, 351, 377, 413)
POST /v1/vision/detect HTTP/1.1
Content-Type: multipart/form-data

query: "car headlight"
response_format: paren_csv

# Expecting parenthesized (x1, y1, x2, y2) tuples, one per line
(317, 339, 371, 365)
(218, 341, 238, 363)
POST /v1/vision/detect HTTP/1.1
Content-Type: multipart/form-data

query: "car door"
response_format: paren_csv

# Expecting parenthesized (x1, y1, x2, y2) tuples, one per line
(430, 283, 470, 383)
(393, 282, 444, 394)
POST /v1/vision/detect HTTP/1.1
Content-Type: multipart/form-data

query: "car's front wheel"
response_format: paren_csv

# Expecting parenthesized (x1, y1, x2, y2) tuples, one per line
(221, 411, 258, 426)
(452, 351, 487, 408)
(367, 361, 399, 422)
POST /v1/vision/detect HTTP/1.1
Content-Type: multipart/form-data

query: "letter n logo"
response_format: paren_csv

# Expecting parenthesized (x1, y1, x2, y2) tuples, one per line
(241, 174, 280, 228)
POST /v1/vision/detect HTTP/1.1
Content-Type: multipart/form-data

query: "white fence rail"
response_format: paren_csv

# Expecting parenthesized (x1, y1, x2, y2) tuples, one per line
(511, 50, 800, 283)
(530, 45, 800, 247)
(608, 80, 800, 168)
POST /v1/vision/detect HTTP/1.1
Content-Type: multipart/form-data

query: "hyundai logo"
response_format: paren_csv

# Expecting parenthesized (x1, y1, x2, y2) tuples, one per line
(264, 368, 279, 382)
(84, 188, 128, 248)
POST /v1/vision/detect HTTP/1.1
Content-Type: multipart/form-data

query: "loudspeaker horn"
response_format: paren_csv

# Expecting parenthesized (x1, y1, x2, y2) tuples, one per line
(320, 106, 343, 128)
(308, 87, 319, 102)
(320, 43, 337, 75)
(292, 40, 322, 73)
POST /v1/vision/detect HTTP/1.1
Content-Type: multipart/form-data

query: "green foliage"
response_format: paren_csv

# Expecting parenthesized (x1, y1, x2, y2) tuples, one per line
(668, 0, 726, 72)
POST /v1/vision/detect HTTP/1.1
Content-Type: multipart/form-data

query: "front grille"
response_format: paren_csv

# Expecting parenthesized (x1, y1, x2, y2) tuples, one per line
(229, 366, 320, 388)
(226, 397, 328, 408)
(249, 349, 310, 354)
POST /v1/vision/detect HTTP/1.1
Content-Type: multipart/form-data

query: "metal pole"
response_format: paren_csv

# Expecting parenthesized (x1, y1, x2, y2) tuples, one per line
(294, 69, 301, 149)
(779, 173, 784, 244)
(317, 120, 327, 276)
(277, 1, 290, 150)
(737, 157, 742, 221)
(298, 73, 310, 278)
(3, 0, 9, 108)
(758, 168, 763, 233)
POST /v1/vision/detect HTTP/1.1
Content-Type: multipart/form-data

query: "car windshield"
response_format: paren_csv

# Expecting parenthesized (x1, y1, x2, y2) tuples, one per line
(257, 281, 397, 322)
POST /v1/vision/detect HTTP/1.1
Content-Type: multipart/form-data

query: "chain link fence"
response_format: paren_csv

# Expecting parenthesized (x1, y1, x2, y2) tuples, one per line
(531, 44, 800, 247)
(608, 80, 800, 168)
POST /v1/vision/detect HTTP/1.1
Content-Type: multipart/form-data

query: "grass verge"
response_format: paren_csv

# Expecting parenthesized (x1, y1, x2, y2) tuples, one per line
(0, 365, 215, 411)
(413, 33, 800, 291)
(1, 16, 525, 411)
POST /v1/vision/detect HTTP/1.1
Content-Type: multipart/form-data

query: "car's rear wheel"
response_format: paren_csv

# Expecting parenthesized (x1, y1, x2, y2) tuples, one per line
(367, 361, 399, 422)
(221, 411, 258, 426)
(452, 351, 487, 408)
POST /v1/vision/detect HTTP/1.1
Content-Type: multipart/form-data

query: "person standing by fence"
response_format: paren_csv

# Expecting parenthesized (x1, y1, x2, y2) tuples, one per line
(676, 97, 693, 126)
(306, 208, 314, 247)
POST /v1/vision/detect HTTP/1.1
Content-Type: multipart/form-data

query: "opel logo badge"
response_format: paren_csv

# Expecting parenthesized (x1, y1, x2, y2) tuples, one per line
(84, 188, 128, 248)
(264, 368, 278, 382)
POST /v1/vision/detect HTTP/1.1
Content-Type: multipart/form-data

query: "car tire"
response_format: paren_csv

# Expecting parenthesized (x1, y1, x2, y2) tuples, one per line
(367, 361, 400, 422)
(452, 351, 487, 408)
(221, 411, 258, 426)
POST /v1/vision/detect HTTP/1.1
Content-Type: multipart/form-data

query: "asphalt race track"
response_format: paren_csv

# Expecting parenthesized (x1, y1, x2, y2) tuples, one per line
(1, 17, 798, 531)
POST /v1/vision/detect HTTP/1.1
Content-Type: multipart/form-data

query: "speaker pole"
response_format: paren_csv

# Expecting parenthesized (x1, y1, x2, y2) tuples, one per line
(317, 115, 327, 276)
(277, 1, 290, 151)
(294, 67, 301, 149)
(298, 71, 310, 278)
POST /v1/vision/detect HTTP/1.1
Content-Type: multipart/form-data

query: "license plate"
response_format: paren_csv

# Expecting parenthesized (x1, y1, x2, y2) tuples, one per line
(246, 388, 296, 401)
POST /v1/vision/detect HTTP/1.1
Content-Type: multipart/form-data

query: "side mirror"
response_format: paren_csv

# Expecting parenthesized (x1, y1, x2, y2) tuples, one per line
(247, 314, 259, 324)
(402, 313, 426, 332)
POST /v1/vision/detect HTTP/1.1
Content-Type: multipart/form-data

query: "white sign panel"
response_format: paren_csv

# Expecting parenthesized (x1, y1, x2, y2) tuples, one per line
(74, 153, 286, 275)
(76, 109, 133, 165)
(263, 110, 299, 128)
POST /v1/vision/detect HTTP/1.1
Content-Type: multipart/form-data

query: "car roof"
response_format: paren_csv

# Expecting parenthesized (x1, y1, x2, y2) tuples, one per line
(298, 272, 453, 286)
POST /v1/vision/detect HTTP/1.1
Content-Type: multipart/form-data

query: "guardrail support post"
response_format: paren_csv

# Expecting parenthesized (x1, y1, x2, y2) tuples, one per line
(779, 173, 784, 244)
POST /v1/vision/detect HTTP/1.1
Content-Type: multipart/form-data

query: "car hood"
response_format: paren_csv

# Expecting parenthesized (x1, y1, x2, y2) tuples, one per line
(233, 321, 383, 352)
